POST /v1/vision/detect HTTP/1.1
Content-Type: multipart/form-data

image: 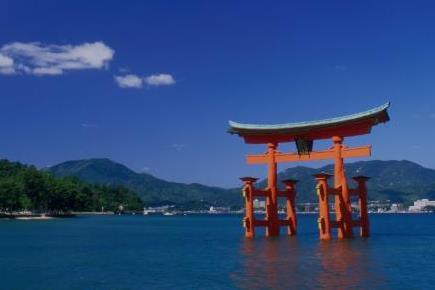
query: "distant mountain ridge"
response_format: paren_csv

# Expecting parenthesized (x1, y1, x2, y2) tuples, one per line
(48, 158, 241, 205)
(258, 160, 435, 203)
(48, 158, 435, 205)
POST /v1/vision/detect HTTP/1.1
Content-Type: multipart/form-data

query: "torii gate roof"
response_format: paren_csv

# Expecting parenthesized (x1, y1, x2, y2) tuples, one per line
(228, 102, 390, 144)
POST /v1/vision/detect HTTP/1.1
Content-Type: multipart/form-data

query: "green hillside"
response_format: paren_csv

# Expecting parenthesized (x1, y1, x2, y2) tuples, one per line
(48, 158, 435, 205)
(0, 159, 143, 213)
(48, 158, 241, 206)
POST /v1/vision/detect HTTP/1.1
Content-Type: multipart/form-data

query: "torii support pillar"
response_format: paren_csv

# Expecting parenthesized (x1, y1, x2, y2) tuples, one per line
(314, 173, 332, 240)
(241, 177, 258, 238)
(282, 179, 298, 236)
(353, 176, 370, 238)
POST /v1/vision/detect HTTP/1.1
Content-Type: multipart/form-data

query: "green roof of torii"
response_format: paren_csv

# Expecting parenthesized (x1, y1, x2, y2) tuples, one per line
(228, 102, 390, 139)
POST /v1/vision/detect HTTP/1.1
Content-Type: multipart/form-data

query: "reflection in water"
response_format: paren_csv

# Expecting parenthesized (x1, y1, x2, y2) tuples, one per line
(233, 237, 306, 290)
(315, 240, 386, 289)
(233, 236, 387, 289)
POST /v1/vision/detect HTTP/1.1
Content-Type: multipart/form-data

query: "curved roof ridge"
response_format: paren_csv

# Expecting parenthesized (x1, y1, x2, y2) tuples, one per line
(229, 102, 390, 132)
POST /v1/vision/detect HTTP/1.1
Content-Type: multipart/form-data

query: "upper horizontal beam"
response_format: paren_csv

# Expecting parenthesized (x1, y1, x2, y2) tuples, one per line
(246, 146, 371, 164)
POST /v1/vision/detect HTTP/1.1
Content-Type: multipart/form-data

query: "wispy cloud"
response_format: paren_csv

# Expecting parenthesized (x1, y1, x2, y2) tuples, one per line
(169, 144, 186, 152)
(118, 67, 130, 73)
(144, 73, 175, 86)
(80, 122, 98, 128)
(334, 65, 347, 71)
(141, 166, 151, 172)
(115, 73, 176, 89)
(0, 41, 114, 76)
(414, 112, 435, 120)
(114, 74, 143, 88)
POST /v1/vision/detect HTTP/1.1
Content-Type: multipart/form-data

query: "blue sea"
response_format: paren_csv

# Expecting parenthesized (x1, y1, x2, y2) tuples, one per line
(0, 214, 434, 290)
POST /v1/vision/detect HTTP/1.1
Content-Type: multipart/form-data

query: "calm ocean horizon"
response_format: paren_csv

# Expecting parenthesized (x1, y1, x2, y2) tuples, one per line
(0, 214, 434, 290)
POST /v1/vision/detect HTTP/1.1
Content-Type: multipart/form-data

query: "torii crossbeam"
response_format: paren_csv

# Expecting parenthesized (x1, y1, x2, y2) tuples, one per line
(228, 102, 390, 239)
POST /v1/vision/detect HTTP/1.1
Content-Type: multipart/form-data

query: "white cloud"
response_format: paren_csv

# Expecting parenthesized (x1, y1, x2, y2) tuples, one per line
(0, 41, 114, 76)
(0, 53, 13, 66)
(144, 73, 175, 86)
(0, 53, 15, 74)
(114, 74, 143, 88)
(114, 73, 176, 89)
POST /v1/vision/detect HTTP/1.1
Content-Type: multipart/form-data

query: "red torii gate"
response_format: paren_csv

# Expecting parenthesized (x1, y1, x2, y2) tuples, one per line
(228, 103, 390, 239)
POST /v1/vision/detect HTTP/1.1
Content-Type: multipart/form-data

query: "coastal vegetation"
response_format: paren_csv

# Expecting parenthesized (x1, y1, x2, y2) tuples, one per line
(0, 159, 143, 214)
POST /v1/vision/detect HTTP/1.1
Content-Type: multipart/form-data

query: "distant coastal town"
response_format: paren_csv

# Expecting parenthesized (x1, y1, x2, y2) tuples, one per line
(1, 198, 434, 219)
(140, 198, 435, 216)
(2, 198, 434, 219)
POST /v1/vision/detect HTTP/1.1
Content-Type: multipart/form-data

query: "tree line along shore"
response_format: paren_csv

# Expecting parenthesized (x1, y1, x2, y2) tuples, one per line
(0, 159, 143, 216)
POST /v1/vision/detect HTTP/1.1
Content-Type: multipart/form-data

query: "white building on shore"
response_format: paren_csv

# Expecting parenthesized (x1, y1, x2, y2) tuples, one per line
(253, 199, 266, 209)
(408, 199, 435, 212)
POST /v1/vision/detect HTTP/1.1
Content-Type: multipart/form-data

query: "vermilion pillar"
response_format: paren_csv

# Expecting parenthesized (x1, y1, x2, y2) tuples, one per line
(314, 173, 332, 240)
(332, 136, 353, 239)
(353, 176, 370, 237)
(282, 179, 298, 236)
(240, 177, 258, 238)
(266, 142, 280, 237)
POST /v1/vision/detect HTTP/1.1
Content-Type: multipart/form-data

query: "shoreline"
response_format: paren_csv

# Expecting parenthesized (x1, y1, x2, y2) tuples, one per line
(0, 213, 76, 220)
(15, 215, 54, 220)
(1, 211, 433, 220)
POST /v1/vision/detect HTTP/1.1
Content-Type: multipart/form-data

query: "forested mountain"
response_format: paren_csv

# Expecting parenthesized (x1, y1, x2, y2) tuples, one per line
(48, 158, 241, 206)
(0, 159, 143, 213)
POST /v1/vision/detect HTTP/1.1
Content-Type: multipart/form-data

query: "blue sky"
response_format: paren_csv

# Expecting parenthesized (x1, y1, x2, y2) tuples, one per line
(1, 0, 435, 187)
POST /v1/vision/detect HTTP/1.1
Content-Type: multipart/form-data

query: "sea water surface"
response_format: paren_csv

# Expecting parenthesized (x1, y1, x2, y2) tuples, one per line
(0, 214, 434, 290)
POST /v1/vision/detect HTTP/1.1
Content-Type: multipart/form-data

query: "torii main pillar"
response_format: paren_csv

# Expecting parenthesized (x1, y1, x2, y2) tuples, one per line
(266, 142, 280, 236)
(332, 136, 353, 238)
(228, 102, 390, 239)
